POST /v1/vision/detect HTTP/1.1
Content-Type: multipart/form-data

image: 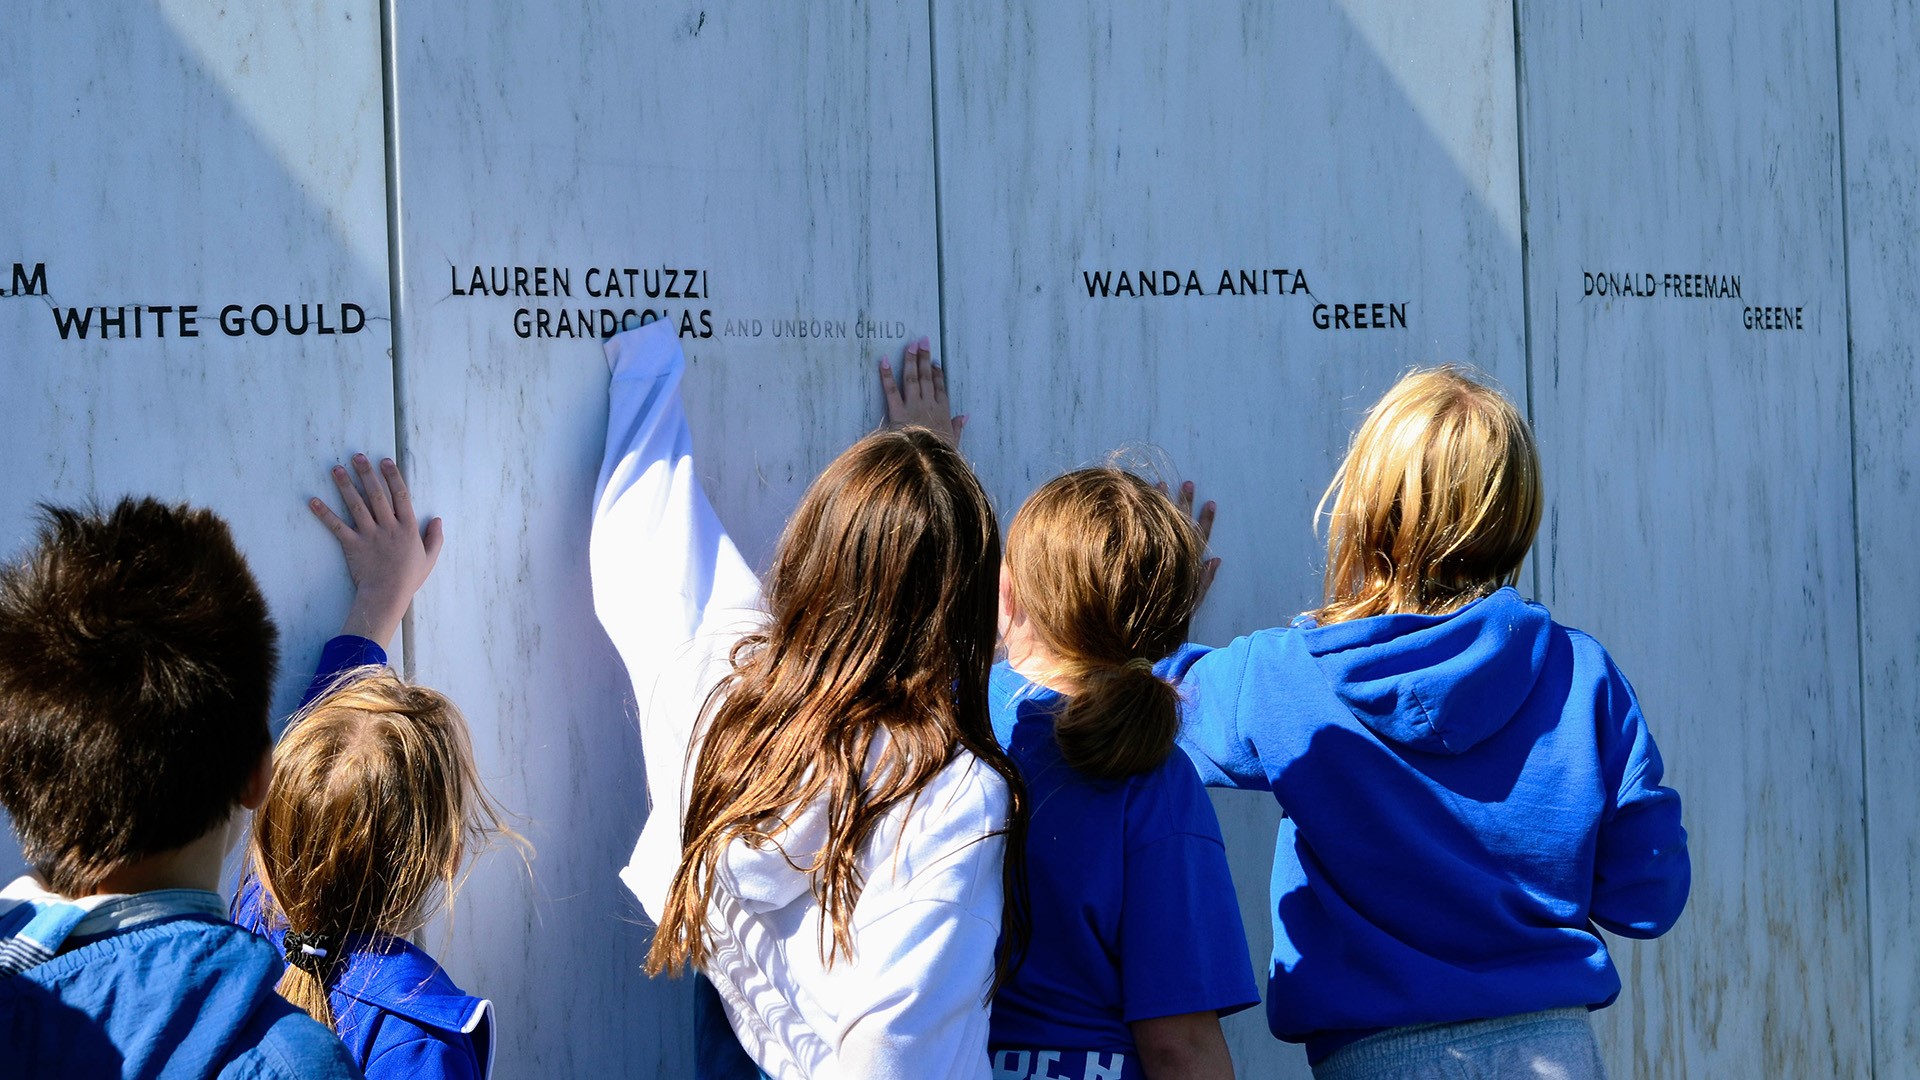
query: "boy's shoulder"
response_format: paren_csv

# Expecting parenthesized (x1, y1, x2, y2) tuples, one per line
(12, 914, 360, 1078)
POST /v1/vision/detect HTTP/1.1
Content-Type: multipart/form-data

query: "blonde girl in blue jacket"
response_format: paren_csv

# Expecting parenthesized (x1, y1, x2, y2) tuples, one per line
(1170, 366, 1690, 1078)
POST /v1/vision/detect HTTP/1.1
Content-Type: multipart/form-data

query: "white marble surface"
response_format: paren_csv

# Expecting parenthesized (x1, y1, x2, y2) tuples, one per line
(931, 3, 1526, 1072)
(0, 1, 393, 874)
(1838, 2, 1920, 1076)
(388, 3, 938, 1074)
(1515, 0, 1867, 1074)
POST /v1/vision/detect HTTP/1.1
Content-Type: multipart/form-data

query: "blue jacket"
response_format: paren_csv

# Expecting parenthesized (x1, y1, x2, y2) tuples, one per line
(233, 878, 492, 1080)
(1169, 588, 1689, 1062)
(0, 897, 361, 1079)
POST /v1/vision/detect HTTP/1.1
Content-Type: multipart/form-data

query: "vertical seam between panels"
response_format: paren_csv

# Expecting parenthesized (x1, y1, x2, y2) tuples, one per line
(926, 0, 950, 369)
(378, 0, 414, 677)
(1509, 0, 1543, 604)
(1830, 0, 1876, 1073)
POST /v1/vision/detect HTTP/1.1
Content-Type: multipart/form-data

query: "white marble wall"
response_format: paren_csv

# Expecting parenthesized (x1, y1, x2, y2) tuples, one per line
(929, 3, 1525, 1072)
(1838, 2, 1920, 1076)
(387, 3, 938, 1074)
(0, 0, 393, 871)
(6, 2, 1919, 1077)
(1514, 0, 1867, 1074)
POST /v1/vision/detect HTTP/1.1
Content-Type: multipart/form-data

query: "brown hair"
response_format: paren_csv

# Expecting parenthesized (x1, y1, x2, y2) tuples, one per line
(0, 498, 277, 896)
(645, 427, 1028, 987)
(249, 669, 524, 1029)
(1316, 365, 1542, 624)
(1004, 468, 1204, 779)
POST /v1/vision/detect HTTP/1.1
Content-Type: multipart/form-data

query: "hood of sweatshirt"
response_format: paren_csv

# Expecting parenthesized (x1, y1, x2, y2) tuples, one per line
(1300, 587, 1552, 755)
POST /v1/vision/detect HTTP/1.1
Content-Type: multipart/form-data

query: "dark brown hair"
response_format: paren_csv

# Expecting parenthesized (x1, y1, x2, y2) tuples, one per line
(0, 498, 278, 895)
(1316, 365, 1542, 624)
(646, 427, 1028, 988)
(1005, 468, 1204, 779)
(250, 669, 524, 1029)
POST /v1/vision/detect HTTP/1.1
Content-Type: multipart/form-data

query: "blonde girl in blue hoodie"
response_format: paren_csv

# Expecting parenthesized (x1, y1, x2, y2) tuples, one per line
(1167, 366, 1690, 1078)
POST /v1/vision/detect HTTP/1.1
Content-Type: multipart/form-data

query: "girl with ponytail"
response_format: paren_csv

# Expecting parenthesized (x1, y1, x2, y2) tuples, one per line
(235, 453, 524, 1080)
(988, 467, 1259, 1080)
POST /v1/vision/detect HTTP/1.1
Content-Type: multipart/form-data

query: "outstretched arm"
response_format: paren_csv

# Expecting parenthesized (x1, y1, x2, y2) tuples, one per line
(591, 318, 762, 921)
(591, 318, 761, 670)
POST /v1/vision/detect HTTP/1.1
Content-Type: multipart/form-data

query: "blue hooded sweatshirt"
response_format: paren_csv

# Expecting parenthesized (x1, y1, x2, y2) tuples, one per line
(0, 882, 361, 1079)
(1167, 588, 1689, 1063)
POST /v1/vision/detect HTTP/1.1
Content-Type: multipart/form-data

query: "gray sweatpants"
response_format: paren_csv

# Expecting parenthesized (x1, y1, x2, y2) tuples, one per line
(1313, 1008, 1607, 1080)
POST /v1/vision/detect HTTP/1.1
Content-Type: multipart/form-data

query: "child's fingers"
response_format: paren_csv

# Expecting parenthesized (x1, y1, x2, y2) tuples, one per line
(1176, 480, 1196, 518)
(951, 414, 967, 444)
(1197, 500, 1217, 544)
(914, 337, 935, 404)
(878, 356, 906, 418)
(383, 458, 416, 525)
(422, 517, 446, 564)
(354, 454, 394, 523)
(331, 464, 373, 530)
(1199, 556, 1222, 600)
(900, 340, 925, 404)
(309, 497, 353, 541)
(929, 350, 950, 408)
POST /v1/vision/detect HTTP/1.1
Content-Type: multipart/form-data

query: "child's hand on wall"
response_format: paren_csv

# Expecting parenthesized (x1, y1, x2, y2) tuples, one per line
(310, 454, 444, 647)
(1160, 479, 1222, 608)
(878, 336, 966, 444)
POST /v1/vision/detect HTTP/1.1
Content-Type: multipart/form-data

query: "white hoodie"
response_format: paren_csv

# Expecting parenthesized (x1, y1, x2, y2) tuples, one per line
(589, 319, 1007, 1080)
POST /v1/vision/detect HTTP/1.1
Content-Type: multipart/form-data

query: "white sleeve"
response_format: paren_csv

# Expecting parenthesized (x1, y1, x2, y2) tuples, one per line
(833, 895, 1001, 1080)
(591, 317, 762, 918)
(591, 317, 761, 670)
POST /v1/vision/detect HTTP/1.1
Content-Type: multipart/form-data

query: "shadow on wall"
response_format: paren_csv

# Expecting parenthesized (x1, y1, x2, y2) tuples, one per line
(930, 2, 1525, 1075)
(0, 4, 393, 881)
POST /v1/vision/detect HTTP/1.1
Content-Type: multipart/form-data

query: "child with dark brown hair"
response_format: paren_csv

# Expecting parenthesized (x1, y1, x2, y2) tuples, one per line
(232, 454, 522, 1080)
(0, 498, 359, 1079)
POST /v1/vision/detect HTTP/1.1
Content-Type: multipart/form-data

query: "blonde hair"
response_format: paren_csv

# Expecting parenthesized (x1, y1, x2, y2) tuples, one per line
(1005, 467, 1204, 779)
(248, 669, 526, 1029)
(1316, 365, 1542, 624)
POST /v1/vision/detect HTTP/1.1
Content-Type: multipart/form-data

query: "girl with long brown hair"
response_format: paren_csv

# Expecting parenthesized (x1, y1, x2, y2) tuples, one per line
(987, 467, 1259, 1080)
(1168, 366, 1690, 1079)
(590, 321, 1026, 1079)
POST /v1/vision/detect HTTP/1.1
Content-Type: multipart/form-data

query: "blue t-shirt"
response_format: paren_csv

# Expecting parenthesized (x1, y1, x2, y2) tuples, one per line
(986, 663, 1259, 1080)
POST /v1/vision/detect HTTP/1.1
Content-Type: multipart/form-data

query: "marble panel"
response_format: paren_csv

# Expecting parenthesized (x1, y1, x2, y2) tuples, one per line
(930, 3, 1527, 1072)
(1837, 2, 1920, 1075)
(1514, 1, 1866, 1074)
(386, 3, 939, 1074)
(0, 2, 393, 876)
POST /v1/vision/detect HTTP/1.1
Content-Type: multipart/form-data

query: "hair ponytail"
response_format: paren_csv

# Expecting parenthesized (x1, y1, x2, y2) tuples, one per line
(276, 929, 343, 1027)
(1052, 658, 1181, 779)
(1006, 468, 1205, 781)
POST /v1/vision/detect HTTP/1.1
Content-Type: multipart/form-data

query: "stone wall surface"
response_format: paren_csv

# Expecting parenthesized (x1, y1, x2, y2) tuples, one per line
(1513, 1, 1869, 1076)
(2, 1, 1915, 1076)
(1838, 2, 1920, 1077)
(0, 0, 395, 859)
